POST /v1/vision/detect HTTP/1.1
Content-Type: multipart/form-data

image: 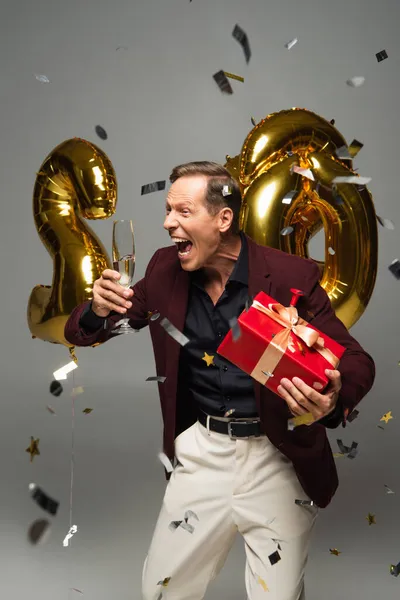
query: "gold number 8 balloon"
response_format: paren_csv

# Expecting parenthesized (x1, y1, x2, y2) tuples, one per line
(225, 108, 378, 329)
(27, 138, 117, 357)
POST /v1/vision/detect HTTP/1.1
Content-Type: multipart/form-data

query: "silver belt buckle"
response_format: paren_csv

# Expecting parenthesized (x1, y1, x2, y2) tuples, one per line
(227, 420, 260, 440)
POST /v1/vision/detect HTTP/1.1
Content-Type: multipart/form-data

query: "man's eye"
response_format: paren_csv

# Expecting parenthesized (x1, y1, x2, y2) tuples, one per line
(182, 209, 190, 214)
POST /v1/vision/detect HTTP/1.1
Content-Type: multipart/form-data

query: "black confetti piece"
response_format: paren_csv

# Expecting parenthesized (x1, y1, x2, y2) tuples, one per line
(390, 562, 400, 577)
(388, 259, 400, 280)
(28, 519, 51, 545)
(141, 180, 166, 195)
(376, 49, 388, 62)
(229, 317, 241, 341)
(146, 376, 167, 383)
(346, 409, 359, 423)
(95, 125, 108, 140)
(30, 484, 59, 516)
(268, 550, 281, 565)
(232, 24, 251, 63)
(49, 380, 63, 397)
(213, 70, 233, 94)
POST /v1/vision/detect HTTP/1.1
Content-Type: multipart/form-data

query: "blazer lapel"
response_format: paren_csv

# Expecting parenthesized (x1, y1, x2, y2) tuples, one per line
(245, 234, 273, 413)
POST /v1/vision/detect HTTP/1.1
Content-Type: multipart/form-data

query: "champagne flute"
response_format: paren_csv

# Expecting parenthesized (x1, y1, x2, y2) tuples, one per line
(112, 219, 136, 335)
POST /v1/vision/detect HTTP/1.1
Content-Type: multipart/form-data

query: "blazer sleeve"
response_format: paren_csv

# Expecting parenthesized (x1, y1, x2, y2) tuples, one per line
(64, 249, 160, 347)
(304, 262, 375, 429)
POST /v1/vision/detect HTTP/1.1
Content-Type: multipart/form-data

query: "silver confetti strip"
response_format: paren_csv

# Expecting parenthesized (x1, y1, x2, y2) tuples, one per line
(150, 311, 161, 321)
(285, 38, 298, 50)
(146, 376, 167, 383)
(295, 499, 314, 506)
(213, 70, 233, 94)
(335, 145, 352, 160)
(282, 190, 297, 205)
(158, 452, 174, 473)
(332, 175, 371, 185)
(229, 317, 242, 341)
(35, 74, 50, 83)
(232, 24, 251, 63)
(160, 318, 190, 346)
(328, 247, 335, 255)
(141, 180, 166, 195)
(222, 185, 232, 197)
(384, 485, 395, 494)
(280, 226, 294, 236)
(292, 165, 315, 180)
(346, 76, 365, 88)
(388, 259, 400, 280)
(377, 216, 395, 230)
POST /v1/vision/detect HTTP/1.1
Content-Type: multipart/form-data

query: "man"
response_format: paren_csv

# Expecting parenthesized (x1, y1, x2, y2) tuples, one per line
(65, 161, 375, 600)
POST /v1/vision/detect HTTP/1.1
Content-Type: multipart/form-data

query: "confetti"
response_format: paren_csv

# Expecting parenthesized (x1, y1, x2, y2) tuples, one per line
(157, 578, 171, 588)
(63, 524, 78, 547)
(292, 165, 315, 180)
(268, 550, 281, 565)
(256, 575, 269, 592)
(141, 180, 166, 195)
(46, 405, 56, 415)
(53, 360, 78, 381)
(288, 412, 314, 430)
(148, 311, 161, 321)
(70, 589, 84, 595)
(223, 71, 244, 83)
(251, 117, 257, 126)
(282, 190, 297, 205)
(332, 175, 371, 185)
(328, 247, 335, 255)
(366, 513, 376, 525)
(169, 510, 199, 535)
(160, 318, 190, 346)
(213, 70, 233, 94)
(346, 76, 365, 88)
(201, 352, 215, 367)
(390, 562, 400, 577)
(346, 409, 359, 423)
(280, 226, 294, 236)
(222, 185, 232, 197)
(29, 483, 59, 516)
(158, 452, 174, 473)
(82, 408, 93, 414)
(388, 259, 400, 279)
(376, 216, 395, 230)
(229, 317, 242, 341)
(384, 485, 395, 494)
(348, 139, 364, 158)
(50, 380, 63, 396)
(28, 519, 51, 545)
(146, 376, 167, 383)
(95, 125, 108, 141)
(335, 145, 352, 160)
(329, 548, 341, 556)
(295, 498, 315, 506)
(285, 38, 298, 50)
(72, 386, 84, 395)
(376, 49, 388, 62)
(245, 296, 253, 312)
(116, 45, 128, 51)
(26, 437, 40, 462)
(232, 24, 251, 63)
(224, 408, 236, 417)
(35, 74, 50, 83)
(336, 439, 358, 458)
(380, 411, 393, 424)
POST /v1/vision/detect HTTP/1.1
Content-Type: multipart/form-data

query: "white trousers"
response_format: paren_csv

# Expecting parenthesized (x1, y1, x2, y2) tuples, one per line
(142, 421, 319, 600)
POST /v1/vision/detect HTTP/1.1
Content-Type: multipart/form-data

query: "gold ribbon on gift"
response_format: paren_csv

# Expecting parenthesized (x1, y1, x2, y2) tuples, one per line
(250, 300, 340, 386)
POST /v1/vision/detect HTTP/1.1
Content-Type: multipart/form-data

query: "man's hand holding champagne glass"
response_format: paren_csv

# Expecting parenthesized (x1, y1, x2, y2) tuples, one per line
(91, 270, 134, 318)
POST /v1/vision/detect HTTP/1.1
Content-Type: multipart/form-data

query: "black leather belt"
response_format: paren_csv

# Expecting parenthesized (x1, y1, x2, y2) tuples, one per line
(198, 411, 262, 439)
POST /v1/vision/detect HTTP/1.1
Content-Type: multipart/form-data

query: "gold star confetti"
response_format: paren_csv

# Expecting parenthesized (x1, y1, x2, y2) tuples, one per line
(83, 408, 93, 414)
(333, 453, 345, 458)
(26, 437, 40, 462)
(380, 411, 393, 424)
(366, 513, 376, 525)
(256, 575, 269, 591)
(157, 577, 171, 587)
(201, 352, 215, 367)
(329, 548, 341, 556)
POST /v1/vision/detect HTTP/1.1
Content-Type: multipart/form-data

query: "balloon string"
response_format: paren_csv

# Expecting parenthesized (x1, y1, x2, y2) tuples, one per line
(69, 372, 76, 530)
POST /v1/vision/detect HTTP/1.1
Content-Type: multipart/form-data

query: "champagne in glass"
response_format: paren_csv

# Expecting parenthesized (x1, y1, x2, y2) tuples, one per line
(112, 220, 136, 334)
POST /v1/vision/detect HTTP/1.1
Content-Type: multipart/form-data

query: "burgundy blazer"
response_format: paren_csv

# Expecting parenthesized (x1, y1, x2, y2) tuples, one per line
(65, 234, 375, 508)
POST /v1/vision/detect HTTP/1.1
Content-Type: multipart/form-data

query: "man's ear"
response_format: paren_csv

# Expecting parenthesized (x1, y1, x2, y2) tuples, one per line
(219, 207, 234, 233)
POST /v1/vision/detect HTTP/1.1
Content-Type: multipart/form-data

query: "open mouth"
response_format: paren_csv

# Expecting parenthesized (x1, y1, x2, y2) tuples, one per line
(172, 238, 193, 258)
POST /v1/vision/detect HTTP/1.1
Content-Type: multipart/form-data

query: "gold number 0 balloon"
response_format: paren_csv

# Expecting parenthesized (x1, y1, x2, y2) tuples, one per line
(27, 138, 117, 354)
(225, 108, 378, 329)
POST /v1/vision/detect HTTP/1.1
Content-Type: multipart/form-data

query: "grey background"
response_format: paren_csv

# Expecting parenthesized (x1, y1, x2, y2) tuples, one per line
(0, 0, 399, 598)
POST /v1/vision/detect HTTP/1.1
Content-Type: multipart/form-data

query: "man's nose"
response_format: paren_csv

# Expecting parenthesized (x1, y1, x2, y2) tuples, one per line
(163, 212, 177, 230)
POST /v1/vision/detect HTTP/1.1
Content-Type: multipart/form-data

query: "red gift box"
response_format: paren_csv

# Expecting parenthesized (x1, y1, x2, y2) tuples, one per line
(217, 290, 345, 396)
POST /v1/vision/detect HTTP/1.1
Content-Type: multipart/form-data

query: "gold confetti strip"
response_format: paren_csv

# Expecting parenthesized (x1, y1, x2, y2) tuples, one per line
(26, 437, 40, 462)
(223, 71, 244, 83)
(82, 408, 93, 414)
(46, 405, 56, 415)
(224, 409, 236, 417)
(380, 411, 393, 424)
(201, 352, 215, 367)
(157, 577, 171, 588)
(256, 575, 269, 592)
(329, 548, 341, 556)
(366, 513, 376, 525)
(72, 386, 84, 395)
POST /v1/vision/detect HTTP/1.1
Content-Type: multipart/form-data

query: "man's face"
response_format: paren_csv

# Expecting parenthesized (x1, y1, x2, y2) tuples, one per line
(163, 175, 228, 271)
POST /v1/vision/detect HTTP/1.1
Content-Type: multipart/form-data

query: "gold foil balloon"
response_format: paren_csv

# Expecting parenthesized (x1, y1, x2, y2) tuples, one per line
(28, 138, 117, 351)
(225, 108, 378, 329)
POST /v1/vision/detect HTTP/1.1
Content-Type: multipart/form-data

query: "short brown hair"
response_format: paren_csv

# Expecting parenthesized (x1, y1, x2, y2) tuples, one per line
(169, 161, 242, 235)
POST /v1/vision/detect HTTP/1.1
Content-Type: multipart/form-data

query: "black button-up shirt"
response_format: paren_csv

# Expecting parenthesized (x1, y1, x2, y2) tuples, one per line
(79, 232, 257, 419)
(178, 232, 257, 418)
